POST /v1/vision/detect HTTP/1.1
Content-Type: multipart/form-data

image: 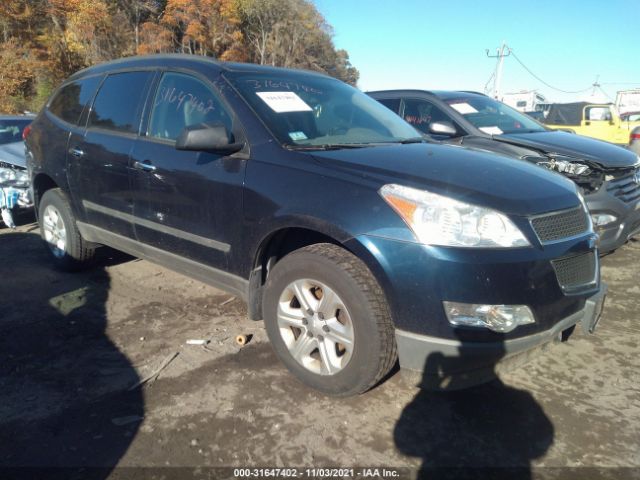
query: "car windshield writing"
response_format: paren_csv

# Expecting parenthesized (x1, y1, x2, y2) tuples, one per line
(226, 72, 420, 146)
(445, 96, 546, 135)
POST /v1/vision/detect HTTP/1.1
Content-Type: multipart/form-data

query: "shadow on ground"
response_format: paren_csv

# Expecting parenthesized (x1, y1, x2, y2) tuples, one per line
(0, 231, 143, 479)
(394, 334, 554, 479)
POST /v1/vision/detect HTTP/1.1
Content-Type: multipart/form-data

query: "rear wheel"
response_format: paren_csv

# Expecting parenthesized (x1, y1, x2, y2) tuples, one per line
(39, 188, 95, 270)
(263, 243, 397, 396)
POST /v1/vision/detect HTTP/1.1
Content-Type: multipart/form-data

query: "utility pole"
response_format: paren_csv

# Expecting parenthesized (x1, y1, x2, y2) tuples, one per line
(486, 42, 511, 100)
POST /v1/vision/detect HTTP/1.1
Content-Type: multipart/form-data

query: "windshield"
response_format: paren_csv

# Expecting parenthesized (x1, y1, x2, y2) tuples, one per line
(443, 96, 546, 135)
(0, 119, 31, 145)
(225, 72, 421, 147)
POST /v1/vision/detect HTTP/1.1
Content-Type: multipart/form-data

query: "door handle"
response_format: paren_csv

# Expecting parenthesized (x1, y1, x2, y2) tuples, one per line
(133, 160, 157, 172)
(69, 147, 85, 158)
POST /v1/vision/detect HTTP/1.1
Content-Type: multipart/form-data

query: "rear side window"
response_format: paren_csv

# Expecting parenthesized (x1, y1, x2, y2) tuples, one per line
(48, 76, 101, 125)
(148, 72, 232, 141)
(88, 72, 153, 134)
(377, 98, 401, 114)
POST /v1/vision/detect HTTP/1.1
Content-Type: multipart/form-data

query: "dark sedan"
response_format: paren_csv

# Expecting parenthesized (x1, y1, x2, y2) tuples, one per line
(369, 90, 640, 253)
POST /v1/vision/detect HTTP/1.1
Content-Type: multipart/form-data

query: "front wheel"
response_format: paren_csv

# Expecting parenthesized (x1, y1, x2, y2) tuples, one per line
(263, 243, 397, 396)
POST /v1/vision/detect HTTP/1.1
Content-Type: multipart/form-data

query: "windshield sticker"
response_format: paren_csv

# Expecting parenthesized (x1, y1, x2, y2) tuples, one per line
(247, 79, 323, 94)
(288, 131, 308, 141)
(449, 103, 478, 114)
(256, 91, 313, 113)
(479, 126, 504, 135)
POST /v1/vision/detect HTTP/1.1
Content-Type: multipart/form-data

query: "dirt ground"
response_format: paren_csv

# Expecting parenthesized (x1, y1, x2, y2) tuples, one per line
(1, 216, 639, 479)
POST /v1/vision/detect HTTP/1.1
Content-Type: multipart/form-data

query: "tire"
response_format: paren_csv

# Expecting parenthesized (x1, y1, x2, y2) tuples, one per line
(262, 243, 397, 396)
(39, 188, 95, 270)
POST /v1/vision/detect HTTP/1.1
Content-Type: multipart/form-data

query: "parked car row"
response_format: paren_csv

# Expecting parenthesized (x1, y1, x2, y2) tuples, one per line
(17, 55, 633, 395)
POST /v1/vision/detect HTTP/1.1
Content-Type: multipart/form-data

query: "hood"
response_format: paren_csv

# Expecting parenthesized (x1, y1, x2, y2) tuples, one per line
(0, 142, 27, 168)
(498, 131, 638, 169)
(310, 143, 580, 217)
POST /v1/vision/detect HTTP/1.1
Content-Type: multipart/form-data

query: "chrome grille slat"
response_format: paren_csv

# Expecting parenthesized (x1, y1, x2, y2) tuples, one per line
(552, 252, 597, 292)
(530, 206, 589, 243)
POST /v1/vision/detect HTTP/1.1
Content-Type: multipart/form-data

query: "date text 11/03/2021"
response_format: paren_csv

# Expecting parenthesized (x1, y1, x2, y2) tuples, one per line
(233, 468, 400, 478)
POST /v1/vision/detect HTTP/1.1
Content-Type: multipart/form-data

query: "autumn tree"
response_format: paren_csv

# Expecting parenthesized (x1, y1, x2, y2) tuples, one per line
(138, 0, 247, 60)
(0, 0, 359, 113)
(238, 0, 358, 84)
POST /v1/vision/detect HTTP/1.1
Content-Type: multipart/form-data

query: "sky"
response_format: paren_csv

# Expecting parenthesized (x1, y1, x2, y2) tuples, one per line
(314, 0, 640, 103)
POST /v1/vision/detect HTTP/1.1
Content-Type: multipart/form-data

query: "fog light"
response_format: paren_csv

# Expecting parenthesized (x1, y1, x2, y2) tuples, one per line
(591, 213, 617, 227)
(443, 302, 535, 333)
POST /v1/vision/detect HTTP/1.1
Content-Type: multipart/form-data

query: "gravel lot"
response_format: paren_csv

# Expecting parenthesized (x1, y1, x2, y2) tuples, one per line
(1, 217, 638, 479)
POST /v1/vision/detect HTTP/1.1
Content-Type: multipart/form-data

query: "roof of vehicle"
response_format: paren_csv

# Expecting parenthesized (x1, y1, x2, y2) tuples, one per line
(367, 89, 488, 100)
(68, 54, 331, 82)
(543, 102, 590, 126)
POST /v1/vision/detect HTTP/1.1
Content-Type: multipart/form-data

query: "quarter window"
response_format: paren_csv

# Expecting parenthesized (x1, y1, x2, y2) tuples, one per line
(88, 72, 153, 134)
(148, 73, 232, 141)
(48, 76, 101, 125)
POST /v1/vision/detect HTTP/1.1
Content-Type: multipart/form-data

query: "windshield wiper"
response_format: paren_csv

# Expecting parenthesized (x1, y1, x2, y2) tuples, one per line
(285, 143, 370, 151)
(397, 137, 429, 144)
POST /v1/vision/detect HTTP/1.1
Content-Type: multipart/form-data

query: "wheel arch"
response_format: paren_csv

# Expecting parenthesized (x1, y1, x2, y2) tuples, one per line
(247, 225, 394, 323)
(32, 173, 59, 217)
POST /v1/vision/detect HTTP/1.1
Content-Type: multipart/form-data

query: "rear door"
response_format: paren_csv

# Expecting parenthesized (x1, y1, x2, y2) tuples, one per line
(129, 70, 247, 273)
(67, 71, 155, 238)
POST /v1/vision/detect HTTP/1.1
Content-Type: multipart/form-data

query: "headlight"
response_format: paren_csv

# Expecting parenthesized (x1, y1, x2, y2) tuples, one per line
(553, 159, 590, 175)
(0, 167, 29, 188)
(537, 156, 591, 176)
(379, 184, 530, 248)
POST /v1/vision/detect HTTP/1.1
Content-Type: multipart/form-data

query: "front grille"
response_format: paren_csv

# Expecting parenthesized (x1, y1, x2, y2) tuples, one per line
(530, 206, 589, 243)
(606, 168, 640, 204)
(552, 252, 597, 292)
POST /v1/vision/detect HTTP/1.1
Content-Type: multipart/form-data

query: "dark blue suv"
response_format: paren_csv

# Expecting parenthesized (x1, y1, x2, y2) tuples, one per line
(26, 55, 605, 396)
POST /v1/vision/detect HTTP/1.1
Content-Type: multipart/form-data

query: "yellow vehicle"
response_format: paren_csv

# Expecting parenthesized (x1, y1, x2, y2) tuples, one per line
(544, 102, 640, 145)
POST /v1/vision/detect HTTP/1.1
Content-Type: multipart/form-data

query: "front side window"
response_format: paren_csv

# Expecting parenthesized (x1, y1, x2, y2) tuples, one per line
(88, 72, 153, 134)
(402, 99, 457, 135)
(443, 95, 546, 135)
(226, 72, 420, 147)
(0, 119, 31, 145)
(48, 76, 101, 125)
(148, 73, 233, 141)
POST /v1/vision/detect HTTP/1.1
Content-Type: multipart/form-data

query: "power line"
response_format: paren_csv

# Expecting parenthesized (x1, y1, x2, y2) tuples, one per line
(509, 49, 594, 94)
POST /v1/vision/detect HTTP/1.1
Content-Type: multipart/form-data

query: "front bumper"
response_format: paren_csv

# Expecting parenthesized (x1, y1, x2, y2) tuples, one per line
(585, 178, 640, 253)
(396, 286, 607, 389)
(0, 186, 32, 210)
(347, 233, 599, 342)
(1, 186, 33, 227)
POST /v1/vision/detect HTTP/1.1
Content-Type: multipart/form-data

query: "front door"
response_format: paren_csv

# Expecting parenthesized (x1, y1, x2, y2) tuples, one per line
(67, 71, 155, 238)
(130, 71, 247, 273)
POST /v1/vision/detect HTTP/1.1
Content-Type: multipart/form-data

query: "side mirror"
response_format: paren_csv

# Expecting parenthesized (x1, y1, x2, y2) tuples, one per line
(175, 124, 243, 154)
(429, 121, 457, 137)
